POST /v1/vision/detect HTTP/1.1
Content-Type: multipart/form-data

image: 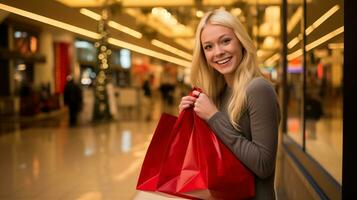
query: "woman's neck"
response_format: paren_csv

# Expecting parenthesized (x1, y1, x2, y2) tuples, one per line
(224, 75, 234, 88)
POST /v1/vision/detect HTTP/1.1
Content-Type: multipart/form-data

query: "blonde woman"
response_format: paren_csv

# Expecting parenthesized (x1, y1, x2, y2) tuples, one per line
(179, 9, 281, 200)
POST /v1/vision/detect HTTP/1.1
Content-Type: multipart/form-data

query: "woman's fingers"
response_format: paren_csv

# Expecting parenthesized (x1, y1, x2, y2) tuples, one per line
(192, 90, 201, 98)
(179, 96, 196, 112)
(181, 96, 196, 104)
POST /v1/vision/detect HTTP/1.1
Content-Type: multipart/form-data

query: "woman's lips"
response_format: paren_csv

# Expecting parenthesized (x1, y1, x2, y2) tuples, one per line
(216, 56, 232, 65)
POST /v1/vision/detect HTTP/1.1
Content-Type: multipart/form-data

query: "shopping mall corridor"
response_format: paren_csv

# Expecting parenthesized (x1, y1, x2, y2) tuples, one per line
(0, 92, 185, 200)
(0, 85, 342, 200)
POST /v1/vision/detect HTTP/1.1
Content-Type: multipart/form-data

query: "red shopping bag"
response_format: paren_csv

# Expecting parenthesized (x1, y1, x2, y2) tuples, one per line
(136, 113, 177, 191)
(137, 89, 255, 200)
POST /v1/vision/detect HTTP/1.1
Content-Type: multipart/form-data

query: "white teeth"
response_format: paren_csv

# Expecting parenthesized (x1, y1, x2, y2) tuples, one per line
(216, 57, 231, 64)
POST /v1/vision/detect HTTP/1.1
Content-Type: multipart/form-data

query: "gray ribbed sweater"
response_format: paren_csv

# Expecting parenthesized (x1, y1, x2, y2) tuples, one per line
(207, 77, 281, 200)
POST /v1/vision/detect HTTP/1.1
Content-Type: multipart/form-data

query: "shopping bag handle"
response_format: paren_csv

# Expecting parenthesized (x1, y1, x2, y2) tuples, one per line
(190, 87, 203, 98)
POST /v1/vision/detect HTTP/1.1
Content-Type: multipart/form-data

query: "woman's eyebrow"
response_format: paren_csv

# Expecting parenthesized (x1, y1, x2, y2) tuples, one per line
(202, 34, 230, 45)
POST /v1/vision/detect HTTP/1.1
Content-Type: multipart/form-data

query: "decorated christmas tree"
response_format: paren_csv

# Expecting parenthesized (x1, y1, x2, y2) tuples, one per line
(93, 9, 112, 121)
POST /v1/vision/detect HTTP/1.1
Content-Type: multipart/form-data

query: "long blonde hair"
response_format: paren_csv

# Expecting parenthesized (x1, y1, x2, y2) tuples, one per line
(190, 9, 262, 129)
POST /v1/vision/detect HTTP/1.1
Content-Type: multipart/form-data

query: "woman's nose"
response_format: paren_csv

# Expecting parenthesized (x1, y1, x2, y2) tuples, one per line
(213, 45, 225, 57)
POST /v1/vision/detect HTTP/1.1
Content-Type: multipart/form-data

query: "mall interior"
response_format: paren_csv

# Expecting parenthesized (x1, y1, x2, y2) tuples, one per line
(0, 0, 352, 199)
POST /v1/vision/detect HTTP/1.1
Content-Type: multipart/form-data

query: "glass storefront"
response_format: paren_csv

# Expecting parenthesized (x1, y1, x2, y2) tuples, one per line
(285, 0, 343, 184)
(286, 4, 304, 146)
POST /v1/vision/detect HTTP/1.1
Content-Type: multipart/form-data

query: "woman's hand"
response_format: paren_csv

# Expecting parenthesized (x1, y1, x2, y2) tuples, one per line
(178, 95, 196, 113)
(191, 90, 219, 121)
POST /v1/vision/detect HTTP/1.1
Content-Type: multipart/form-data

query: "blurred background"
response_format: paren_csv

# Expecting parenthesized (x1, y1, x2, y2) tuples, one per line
(0, 0, 345, 199)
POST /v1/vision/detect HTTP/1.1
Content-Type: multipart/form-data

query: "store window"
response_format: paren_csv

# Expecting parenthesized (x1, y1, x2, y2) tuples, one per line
(11, 26, 39, 95)
(111, 48, 131, 69)
(111, 49, 132, 87)
(13, 28, 39, 55)
(14, 61, 34, 95)
(285, 0, 343, 184)
(120, 49, 131, 69)
(286, 3, 304, 146)
(305, 1, 343, 184)
(75, 39, 97, 86)
(75, 39, 97, 63)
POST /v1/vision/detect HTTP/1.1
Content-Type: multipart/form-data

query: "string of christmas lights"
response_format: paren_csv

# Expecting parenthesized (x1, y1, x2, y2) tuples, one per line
(93, 9, 112, 121)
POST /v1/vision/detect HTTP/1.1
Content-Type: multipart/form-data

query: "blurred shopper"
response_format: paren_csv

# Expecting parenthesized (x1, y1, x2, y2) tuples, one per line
(64, 75, 83, 126)
(142, 74, 154, 121)
(19, 81, 40, 116)
(40, 82, 51, 112)
(305, 92, 323, 139)
(179, 9, 280, 200)
(159, 65, 176, 106)
(142, 74, 154, 99)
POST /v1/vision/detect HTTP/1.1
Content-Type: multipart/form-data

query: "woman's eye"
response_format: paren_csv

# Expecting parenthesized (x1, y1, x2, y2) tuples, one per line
(222, 38, 231, 44)
(203, 45, 212, 50)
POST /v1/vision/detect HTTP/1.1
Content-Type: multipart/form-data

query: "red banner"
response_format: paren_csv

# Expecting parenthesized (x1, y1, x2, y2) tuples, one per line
(54, 42, 70, 94)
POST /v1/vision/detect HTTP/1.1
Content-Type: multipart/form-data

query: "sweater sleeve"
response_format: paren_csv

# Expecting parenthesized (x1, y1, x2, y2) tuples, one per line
(207, 78, 280, 179)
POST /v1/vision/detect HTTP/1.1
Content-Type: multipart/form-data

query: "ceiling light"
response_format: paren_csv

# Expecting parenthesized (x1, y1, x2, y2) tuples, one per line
(305, 5, 339, 35)
(151, 7, 179, 27)
(230, 8, 241, 17)
(151, 39, 192, 60)
(79, 8, 142, 39)
(287, 6, 302, 33)
(79, 8, 101, 20)
(287, 36, 300, 49)
(288, 4, 340, 49)
(263, 36, 276, 49)
(196, 10, 204, 18)
(125, 8, 193, 38)
(288, 26, 343, 61)
(328, 43, 344, 49)
(264, 53, 280, 66)
(287, 49, 303, 61)
(265, 6, 280, 23)
(174, 38, 194, 51)
(107, 21, 142, 39)
(305, 26, 343, 51)
(0, 3, 100, 39)
(108, 38, 191, 68)
(268, 25, 343, 63)
(0, 3, 189, 68)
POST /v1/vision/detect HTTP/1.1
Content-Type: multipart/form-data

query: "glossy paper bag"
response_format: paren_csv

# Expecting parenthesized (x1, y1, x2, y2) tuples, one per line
(137, 89, 255, 199)
(156, 107, 255, 200)
(136, 113, 178, 191)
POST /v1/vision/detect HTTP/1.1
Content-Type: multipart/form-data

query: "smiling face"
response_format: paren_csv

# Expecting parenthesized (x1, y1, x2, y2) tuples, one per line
(200, 23, 244, 85)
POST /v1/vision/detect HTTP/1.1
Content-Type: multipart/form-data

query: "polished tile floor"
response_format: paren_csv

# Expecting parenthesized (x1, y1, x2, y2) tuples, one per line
(0, 116, 155, 199)
(0, 89, 342, 199)
(0, 92, 182, 200)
